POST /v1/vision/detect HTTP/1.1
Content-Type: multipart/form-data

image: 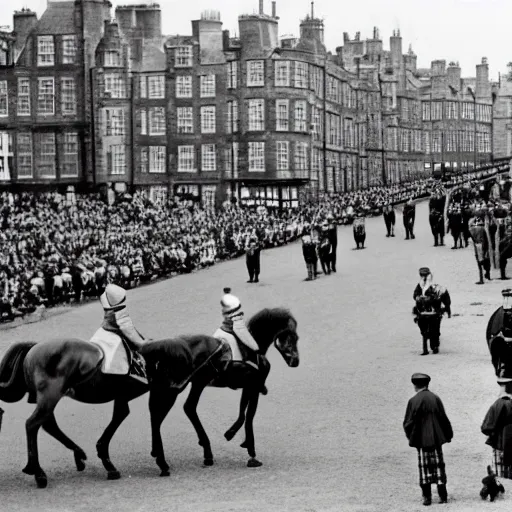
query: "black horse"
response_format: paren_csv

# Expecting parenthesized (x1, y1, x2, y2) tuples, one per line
(140, 308, 299, 476)
(486, 306, 512, 377)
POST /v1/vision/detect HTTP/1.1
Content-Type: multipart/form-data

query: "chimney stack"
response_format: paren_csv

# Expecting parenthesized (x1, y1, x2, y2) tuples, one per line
(259, 0, 264, 15)
(272, 1, 276, 18)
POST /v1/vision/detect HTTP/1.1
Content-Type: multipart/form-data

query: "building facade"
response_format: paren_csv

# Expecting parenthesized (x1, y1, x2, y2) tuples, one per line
(0, 0, 510, 206)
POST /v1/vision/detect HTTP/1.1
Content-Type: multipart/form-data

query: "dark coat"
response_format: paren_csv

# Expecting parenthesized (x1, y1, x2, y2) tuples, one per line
(413, 284, 452, 317)
(482, 396, 512, 452)
(403, 203, 415, 226)
(302, 242, 317, 264)
(403, 389, 453, 449)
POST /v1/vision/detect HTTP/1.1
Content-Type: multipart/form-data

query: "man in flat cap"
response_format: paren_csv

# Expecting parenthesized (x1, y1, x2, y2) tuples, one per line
(413, 267, 452, 356)
(403, 373, 453, 506)
(481, 374, 512, 479)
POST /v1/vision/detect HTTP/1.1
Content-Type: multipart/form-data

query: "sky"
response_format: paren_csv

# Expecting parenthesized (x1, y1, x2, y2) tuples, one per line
(1, 0, 510, 79)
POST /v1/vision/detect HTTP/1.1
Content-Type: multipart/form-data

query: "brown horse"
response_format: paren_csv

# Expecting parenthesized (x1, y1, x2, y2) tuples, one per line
(0, 308, 298, 488)
(140, 308, 299, 476)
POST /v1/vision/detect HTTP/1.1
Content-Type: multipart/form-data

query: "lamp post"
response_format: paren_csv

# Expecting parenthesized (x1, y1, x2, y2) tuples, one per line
(468, 86, 477, 169)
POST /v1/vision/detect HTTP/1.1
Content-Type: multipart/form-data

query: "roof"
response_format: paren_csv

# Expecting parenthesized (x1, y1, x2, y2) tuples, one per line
(34, 1, 76, 35)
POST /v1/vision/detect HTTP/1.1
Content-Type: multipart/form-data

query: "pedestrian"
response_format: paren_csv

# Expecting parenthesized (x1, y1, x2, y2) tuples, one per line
(245, 237, 261, 283)
(481, 375, 512, 480)
(301, 234, 317, 281)
(403, 373, 453, 506)
(383, 202, 396, 237)
(403, 199, 416, 240)
(413, 267, 451, 356)
(326, 214, 338, 272)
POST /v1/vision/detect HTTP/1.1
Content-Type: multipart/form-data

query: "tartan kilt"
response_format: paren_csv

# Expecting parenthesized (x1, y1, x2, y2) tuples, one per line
(492, 449, 512, 479)
(417, 447, 447, 485)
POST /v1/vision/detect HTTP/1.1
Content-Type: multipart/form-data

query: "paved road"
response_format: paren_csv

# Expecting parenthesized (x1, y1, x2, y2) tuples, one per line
(0, 202, 510, 511)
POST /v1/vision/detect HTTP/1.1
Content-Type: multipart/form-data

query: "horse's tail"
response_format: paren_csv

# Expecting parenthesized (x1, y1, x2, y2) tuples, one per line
(0, 342, 36, 404)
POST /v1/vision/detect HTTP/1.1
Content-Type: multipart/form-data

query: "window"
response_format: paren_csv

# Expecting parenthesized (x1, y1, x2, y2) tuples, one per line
(61, 78, 76, 115)
(104, 74, 126, 98)
(248, 99, 264, 131)
(137, 108, 147, 135)
(148, 75, 165, 98)
(149, 186, 167, 204)
(37, 78, 54, 115)
(478, 131, 491, 153)
(401, 129, 410, 152)
(62, 35, 76, 64)
(401, 99, 410, 121)
(104, 108, 125, 136)
(200, 75, 215, 97)
(139, 147, 148, 173)
(227, 61, 237, 89)
(275, 61, 290, 87)
(248, 142, 265, 171)
(327, 113, 341, 146)
(431, 131, 441, 152)
(0, 81, 7, 116)
(276, 100, 289, 131)
(149, 107, 166, 135)
(226, 101, 238, 133)
(294, 142, 308, 171)
(104, 51, 121, 67)
(201, 144, 216, 171)
(294, 100, 307, 132)
(37, 36, 55, 66)
(176, 75, 192, 98)
(109, 145, 126, 175)
(37, 132, 56, 177)
(175, 46, 193, 67)
(431, 102, 442, 120)
(0, 131, 13, 181)
(294, 62, 308, 88)
(201, 106, 216, 133)
(61, 132, 79, 177)
(445, 101, 458, 119)
(178, 145, 195, 171)
(467, 131, 475, 151)
(387, 127, 398, 151)
(17, 133, 33, 178)
(446, 131, 457, 152)
(177, 107, 193, 133)
(276, 141, 289, 170)
(247, 60, 264, 87)
(422, 102, 430, 121)
(17, 78, 30, 116)
(462, 102, 474, 119)
(344, 118, 354, 148)
(149, 146, 166, 173)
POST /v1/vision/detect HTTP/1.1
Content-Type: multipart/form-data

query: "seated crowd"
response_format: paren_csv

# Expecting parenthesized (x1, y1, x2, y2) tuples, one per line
(0, 166, 502, 321)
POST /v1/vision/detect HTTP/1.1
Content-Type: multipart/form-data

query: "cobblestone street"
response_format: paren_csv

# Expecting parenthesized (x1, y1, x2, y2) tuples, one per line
(0, 201, 510, 511)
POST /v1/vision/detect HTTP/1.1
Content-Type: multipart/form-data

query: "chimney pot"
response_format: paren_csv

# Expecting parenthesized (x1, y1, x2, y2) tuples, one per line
(272, 1, 276, 17)
(259, 0, 264, 15)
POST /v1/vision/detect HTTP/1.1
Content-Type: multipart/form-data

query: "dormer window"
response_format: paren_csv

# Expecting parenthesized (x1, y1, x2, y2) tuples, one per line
(175, 46, 192, 68)
(37, 36, 55, 67)
(104, 51, 121, 67)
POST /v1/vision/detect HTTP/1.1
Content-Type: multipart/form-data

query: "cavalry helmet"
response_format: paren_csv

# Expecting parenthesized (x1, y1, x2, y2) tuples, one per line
(100, 284, 127, 310)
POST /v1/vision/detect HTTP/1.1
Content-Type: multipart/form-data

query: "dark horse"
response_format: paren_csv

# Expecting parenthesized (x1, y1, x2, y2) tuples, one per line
(486, 305, 512, 377)
(0, 308, 298, 487)
(140, 308, 299, 476)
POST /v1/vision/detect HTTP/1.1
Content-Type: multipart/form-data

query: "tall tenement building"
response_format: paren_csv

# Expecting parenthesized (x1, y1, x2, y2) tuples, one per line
(0, 0, 509, 207)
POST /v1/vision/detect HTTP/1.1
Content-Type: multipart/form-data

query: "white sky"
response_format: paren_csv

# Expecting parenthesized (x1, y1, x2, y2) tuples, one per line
(2, 0, 510, 79)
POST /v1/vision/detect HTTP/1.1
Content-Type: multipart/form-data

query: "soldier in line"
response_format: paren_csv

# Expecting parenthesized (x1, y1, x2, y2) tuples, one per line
(469, 209, 492, 285)
(245, 237, 261, 283)
(403, 199, 416, 240)
(383, 202, 396, 237)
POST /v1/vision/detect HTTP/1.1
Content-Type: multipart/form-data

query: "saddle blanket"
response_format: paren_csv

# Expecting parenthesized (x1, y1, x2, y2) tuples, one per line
(213, 328, 243, 361)
(89, 328, 129, 375)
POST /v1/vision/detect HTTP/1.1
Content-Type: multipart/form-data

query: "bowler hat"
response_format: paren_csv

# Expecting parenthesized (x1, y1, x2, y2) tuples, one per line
(411, 373, 431, 386)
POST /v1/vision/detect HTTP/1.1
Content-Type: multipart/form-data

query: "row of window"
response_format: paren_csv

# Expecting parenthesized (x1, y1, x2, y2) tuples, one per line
(422, 101, 492, 122)
(36, 35, 77, 67)
(424, 130, 491, 153)
(0, 78, 77, 117)
(0, 131, 79, 180)
(107, 145, 167, 175)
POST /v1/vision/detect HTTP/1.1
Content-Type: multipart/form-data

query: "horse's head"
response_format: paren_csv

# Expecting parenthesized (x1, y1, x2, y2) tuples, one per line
(248, 308, 300, 368)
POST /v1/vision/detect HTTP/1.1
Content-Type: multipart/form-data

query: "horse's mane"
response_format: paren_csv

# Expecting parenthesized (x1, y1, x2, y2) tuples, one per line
(248, 308, 296, 349)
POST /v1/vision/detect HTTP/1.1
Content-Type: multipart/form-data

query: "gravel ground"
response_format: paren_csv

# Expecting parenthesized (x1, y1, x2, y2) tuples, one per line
(0, 201, 509, 512)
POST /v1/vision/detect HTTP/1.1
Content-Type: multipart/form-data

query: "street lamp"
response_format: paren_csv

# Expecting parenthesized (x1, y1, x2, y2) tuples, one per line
(467, 86, 477, 170)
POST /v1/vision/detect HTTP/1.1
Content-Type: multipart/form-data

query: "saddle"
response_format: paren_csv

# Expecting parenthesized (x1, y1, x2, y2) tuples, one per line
(213, 328, 259, 370)
(89, 328, 147, 384)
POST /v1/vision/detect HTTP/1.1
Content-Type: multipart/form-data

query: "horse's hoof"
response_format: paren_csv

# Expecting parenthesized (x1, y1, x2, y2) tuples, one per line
(203, 458, 214, 467)
(107, 470, 121, 480)
(74, 450, 87, 472)
(247, 458, 262, 468)
(240, 440, 248, 448)
(160, 469, 170, 477)
(476, 281, 484, 285)
(22, 464, 35, 476)
(35, 474, 48, 489)
(224, 430, 236, 441)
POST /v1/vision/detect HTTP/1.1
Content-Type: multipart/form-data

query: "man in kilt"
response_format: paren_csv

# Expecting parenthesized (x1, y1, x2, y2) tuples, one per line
(403, 373, 453, 506)
(481, 375, 512, 480)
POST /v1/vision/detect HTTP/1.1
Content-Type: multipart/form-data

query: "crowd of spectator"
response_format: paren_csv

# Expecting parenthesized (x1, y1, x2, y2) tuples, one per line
(0, 166, 505, 321)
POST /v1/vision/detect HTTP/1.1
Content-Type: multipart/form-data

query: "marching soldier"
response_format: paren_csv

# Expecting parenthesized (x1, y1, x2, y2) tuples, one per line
(403, 199, 416, 240)
(383, 202, 396, 237)
(469, 209, 492, 285)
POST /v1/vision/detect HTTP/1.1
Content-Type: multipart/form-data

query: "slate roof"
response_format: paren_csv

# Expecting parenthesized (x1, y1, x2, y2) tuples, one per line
(34, 1, 76, 35)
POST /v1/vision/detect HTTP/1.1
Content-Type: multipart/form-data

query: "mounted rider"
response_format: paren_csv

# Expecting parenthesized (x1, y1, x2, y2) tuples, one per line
(90, 283, 147, 382)
(213, 288, 270, 394)
(413, 267, 451, 356)
(487, 289, 512, 381)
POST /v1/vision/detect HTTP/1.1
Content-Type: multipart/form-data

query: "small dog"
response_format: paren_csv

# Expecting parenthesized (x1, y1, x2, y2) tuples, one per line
(480, 465, 505, 502)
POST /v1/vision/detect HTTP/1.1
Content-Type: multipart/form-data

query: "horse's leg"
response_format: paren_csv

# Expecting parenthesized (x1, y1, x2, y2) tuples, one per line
(183, 380, 214, 466)
(149, 388, 178, 476)
(240, 389, 262, 468)
(42, 413, 87, 473)
(224, 387, 251, 442)
(23, 389, 63, 488)
(96, 399, 130, 480)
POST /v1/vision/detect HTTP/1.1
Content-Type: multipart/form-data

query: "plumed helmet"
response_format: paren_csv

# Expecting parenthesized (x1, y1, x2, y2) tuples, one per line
(220, 287, 241, 315)
(100, 284, 127, 310)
